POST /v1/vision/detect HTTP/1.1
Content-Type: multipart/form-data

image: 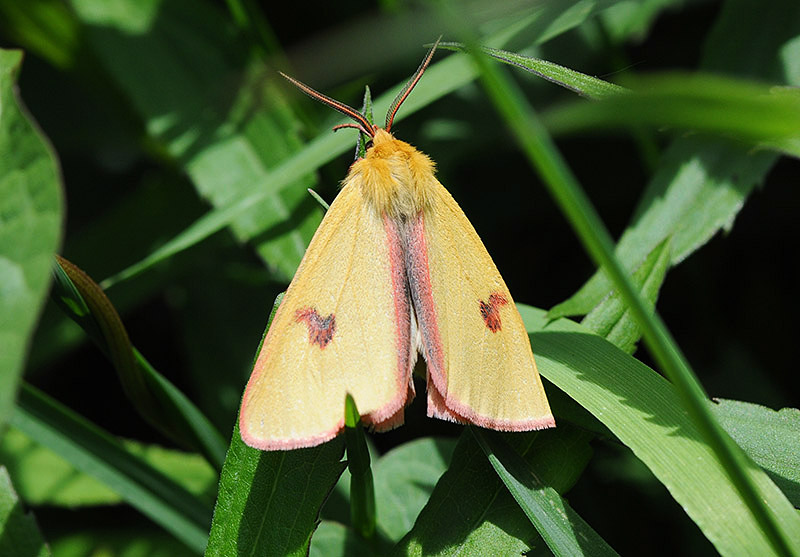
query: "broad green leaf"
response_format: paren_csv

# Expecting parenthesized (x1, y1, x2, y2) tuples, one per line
(544, 73, 800, 158)
(712, 399, 800, 507)
(548, 137, 775, 320)
(521, 304, 800, 555)
(11, 384, 211, 553)
(472, 428, 617, 556)
(374, 437, 456, 542)
(581, 237, 671, 353)
(394, 424, 593, 556)
(69, 0, 321, 282)
(206, 423, 346, 557)
(0, 466, 49, 557)
(0, 427, 216, 507)
(0, 49, 63, 427)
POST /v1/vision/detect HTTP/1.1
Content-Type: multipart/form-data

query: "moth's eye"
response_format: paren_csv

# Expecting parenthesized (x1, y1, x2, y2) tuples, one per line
(364, 140, 374, 150)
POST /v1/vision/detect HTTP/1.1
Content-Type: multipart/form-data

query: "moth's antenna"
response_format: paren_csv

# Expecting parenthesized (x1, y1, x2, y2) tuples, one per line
(385, 37, 441, 132)
(280, 72, 375, 137)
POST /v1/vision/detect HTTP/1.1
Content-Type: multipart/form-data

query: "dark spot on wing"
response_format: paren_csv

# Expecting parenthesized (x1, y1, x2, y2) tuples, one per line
(479, 293, 508, 333)
(296, 307, 336, 348)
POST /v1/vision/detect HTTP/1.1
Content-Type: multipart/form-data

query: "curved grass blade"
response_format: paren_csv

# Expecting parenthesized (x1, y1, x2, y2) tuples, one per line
(52, 256, 227, 470)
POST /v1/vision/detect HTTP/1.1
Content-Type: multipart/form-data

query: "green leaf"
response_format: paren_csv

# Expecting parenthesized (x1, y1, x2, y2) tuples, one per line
(544, 73, 800, 158)
(394, 424, 592, 555)
(711, 399, 800, 507)
(472, 428, 617, 556)
(344, 395, 376, 540)
(310, 521, 374, 557)
(521, 304, 800, 555)
(438, 43, 628, 99)
(548, 137, 775, 320)
(0, 48, 63, 427)
(0, 427, 216, 507)
(11, 384, 211, 553)
(70, 0, 321, 282)
(374, 437, 456, 542)
(581, 237, 671, 353)
(0, 466, 50, 557)
(206, 423, 346, 557)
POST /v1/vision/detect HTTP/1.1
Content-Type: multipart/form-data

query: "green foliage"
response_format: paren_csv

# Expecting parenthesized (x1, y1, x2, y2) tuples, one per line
(1, 0, 799, 555)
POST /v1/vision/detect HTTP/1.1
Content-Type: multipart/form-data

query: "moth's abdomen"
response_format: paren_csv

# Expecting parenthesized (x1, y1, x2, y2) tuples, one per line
(346, 128, 437, 219)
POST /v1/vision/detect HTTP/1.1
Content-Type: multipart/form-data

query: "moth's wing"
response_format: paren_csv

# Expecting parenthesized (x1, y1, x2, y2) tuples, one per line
(407, 180, 554, 430)
(240, 183, 414, 450)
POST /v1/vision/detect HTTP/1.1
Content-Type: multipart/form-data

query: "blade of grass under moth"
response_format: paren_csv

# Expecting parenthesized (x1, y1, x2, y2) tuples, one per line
(451, 24, 800, 557)
(52, 256, 227, 470)
(471, 428, 618, 556)
(344, 395, 376, 541)
(12, 383, 211, 553)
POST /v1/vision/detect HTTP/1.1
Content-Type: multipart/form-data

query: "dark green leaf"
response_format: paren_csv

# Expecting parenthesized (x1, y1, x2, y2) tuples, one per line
(206, 423, 346, 557)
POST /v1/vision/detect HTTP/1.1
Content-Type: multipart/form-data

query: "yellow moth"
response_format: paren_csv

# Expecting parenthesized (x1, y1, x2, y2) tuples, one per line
(240, 42, 554, 450)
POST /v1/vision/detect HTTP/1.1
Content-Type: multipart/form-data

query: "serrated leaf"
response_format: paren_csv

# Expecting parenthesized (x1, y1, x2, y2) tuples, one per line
(0, 48, 63, 427)
(0, 466, 50, 557)
(394, 424, 592, 556)
(521, 304, 800, 555)
(206, 424, 346, 557)
(581, 237, 671, 353)
(711, 399, 800, 507)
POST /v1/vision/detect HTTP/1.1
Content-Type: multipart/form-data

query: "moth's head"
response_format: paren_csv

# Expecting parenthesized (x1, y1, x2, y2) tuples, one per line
(279, 38, 440, 147)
